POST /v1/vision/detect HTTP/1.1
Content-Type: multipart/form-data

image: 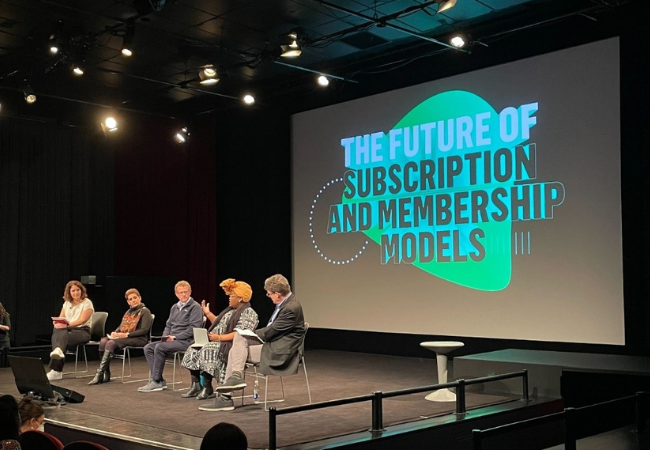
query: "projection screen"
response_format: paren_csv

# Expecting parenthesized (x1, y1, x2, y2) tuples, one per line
(292, 38, 623, 345)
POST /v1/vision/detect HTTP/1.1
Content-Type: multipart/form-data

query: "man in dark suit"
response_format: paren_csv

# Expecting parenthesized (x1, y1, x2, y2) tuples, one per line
(199, 274, 304, 411)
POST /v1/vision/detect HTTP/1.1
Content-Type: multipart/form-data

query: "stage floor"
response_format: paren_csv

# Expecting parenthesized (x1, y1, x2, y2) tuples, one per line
(0, 349, 517, 449)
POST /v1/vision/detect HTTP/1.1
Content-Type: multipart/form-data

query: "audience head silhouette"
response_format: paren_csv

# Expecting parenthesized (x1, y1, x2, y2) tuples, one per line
(200, 422, 247, 450)
(0, 394, 20, 442)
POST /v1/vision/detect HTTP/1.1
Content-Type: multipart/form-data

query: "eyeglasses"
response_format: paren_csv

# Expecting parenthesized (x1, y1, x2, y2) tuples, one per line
(266, 291, 276, 297)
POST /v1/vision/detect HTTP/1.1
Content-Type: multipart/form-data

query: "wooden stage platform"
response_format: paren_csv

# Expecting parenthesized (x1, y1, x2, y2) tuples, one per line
(454, 349, 650, 402)
(0, 349, 564, 450)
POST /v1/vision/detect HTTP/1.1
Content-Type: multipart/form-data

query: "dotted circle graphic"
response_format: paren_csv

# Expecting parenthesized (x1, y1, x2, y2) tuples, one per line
(309, 177, 369, 265)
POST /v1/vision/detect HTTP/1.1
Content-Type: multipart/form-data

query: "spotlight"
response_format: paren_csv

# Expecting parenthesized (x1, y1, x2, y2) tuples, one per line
(174, 127, 190, 143)
(48, 37, 60, 55)
(436, 0, 457, 13)
(121, 20, 135, 57)
(449, 32, 470, 48)
(280, 31, 302, 58)
(23, 85, 37, 104)
(48, 21, 65, 54)
(199, 65, 219, 85)
(121, 38, 134, 57)
(317, 75, 330, 87)
(72, 63, 85, 76)
(242, 94, 255, 105)
(101, 116, 118, 134)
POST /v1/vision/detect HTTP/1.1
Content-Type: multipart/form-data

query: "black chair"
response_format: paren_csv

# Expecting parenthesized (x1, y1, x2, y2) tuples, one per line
(242, 321, 312, 410)
(113, 314, 155, 383)
(62, 441, 110, 450)
(64, 311, 108, 377)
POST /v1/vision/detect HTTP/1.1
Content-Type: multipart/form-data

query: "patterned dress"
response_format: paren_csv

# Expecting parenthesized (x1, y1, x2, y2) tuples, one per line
(181, 307, 258, 384)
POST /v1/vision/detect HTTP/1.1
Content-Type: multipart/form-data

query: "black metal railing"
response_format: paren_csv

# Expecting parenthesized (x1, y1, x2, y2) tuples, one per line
(268, 369, 529, 450)
(472, 391, 650, 450)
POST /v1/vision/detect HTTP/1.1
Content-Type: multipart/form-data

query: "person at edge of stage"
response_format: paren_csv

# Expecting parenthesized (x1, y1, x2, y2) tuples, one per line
(0, 303, 11, 352)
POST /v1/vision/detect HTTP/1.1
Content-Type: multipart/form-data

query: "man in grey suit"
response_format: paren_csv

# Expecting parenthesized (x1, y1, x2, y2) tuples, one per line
(199, 274, 304, 411)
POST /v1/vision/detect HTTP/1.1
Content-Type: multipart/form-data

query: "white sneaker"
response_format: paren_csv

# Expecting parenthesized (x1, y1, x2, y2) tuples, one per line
(47, 370, 63, 381)
(50, 347, 65, 360)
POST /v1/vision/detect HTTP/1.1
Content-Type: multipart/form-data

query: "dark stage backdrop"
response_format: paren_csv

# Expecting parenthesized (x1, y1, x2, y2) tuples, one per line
(112, 115, 218, 314)
(0, 119, 115, 346)
(213, 107, 292, 324)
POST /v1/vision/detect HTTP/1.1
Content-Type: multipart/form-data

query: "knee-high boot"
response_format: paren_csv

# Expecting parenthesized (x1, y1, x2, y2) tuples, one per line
(103, 351, 113, 383)
(88, 351, 113, 385)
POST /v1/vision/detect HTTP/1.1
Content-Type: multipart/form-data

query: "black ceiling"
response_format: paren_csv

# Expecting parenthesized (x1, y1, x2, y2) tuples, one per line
(0, 0, 630, 123)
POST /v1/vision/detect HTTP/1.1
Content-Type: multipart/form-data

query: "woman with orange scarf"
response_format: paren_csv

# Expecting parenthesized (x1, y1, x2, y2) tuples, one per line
(89, 288, 153, 385)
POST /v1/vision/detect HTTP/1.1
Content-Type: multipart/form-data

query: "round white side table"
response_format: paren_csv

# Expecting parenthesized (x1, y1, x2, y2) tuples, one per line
(420, 341, 465, 402)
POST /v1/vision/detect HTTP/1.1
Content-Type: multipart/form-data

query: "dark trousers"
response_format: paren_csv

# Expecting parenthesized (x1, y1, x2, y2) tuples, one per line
(143, 339, 188, 381)
(50, 327, 90, 371)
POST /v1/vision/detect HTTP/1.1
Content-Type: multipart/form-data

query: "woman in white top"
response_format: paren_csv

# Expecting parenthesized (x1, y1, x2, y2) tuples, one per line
(47, 280, 94, 381)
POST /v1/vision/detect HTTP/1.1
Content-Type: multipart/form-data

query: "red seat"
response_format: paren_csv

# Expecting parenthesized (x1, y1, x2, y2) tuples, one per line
(20, 430, 64, 450)
(62, 442, 111, 450)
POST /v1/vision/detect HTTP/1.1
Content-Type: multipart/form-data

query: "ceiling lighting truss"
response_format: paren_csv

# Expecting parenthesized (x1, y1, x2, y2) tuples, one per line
(310, 0, 466, 52)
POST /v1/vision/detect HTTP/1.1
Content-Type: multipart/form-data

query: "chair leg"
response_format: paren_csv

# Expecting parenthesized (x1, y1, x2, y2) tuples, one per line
(81, 345, 88, 374)
(121, 348, 131, 382)
(65, 345, 89, 377)
(303, 356, 312, 404)
(263, 374, 286, 411)
(265, 375, 269, 411)
(172, 352, 187, 391)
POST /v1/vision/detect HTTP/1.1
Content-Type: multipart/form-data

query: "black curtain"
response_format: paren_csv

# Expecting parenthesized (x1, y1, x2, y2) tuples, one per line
(0, 118, 115, 346)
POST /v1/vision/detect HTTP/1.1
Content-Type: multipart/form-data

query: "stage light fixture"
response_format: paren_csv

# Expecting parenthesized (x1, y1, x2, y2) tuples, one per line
(121, 38, 134, 57)
(317, 75, 330, 87)
(72, 63, 85, 76)
(48, 36, 60, 55)
(23, 85, 37, 104)
(436, 0, 457, 13)
(101, 116, 118, 134)
(174, 127, 190, 143)
(121, 21, 135, 57)
(280, 31, 302, 58)
(242, 94, 255, 105)
(449, 32, 470, 48)
(48, 21, 65, 55)
(199, 65, 219, 85)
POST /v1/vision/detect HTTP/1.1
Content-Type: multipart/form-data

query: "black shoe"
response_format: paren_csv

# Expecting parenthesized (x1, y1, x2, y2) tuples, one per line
(88, 370, 104, 386)
(181, 382, 202, 398)
(215, 372, 246, 392)
(196, 385, 215, 400)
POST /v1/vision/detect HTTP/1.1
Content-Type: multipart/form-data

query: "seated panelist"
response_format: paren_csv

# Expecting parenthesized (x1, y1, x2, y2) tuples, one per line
(180, 278, 258, 400)
(139, 280, 202, 393)
(47, 281, 94, 381)
(199, 274, 304, 412)
(89, 288, 152, 385)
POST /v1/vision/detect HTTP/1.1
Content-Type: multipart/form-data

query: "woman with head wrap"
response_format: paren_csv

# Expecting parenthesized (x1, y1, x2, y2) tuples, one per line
(180, 279, 258, 400)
